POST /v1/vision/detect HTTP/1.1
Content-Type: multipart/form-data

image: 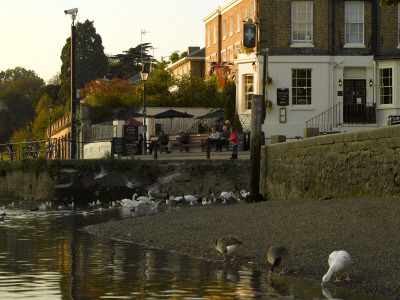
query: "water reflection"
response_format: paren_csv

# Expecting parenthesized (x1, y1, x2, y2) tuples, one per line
(0, 197, 387, 299)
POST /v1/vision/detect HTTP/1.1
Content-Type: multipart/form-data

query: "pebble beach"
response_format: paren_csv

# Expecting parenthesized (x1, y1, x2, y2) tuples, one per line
(84, 196, 400, 299)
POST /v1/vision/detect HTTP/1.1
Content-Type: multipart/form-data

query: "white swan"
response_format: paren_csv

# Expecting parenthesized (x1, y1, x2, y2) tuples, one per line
(94, 166, 108, 179)
(321, 250, 352, 286)
(120, 198, 140, 208)
(240, 190, 250, 199)
(220, 191, 236, 201)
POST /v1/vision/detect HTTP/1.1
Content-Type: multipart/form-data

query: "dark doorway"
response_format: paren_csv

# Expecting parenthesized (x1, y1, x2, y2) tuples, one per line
(343, 79, 374, 124)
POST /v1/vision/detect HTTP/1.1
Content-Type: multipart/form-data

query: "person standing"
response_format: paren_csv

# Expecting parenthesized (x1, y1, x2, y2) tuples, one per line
(228, 127, 239, 159)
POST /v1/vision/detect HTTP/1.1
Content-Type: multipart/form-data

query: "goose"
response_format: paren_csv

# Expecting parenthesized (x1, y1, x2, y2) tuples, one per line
(94, 166, 108, 179)
(208, 187, 215, 201)
(0, 213, 5, 221)
(8, 202, 14, 208)
(321, 250, 352, 286)
(267, 246, 290, 278)
(202, 198, 211, 205)
(214, 237, 243, 262)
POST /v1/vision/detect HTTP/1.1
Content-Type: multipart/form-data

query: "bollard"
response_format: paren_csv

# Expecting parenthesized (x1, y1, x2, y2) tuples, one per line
(206, 139, 210, 159)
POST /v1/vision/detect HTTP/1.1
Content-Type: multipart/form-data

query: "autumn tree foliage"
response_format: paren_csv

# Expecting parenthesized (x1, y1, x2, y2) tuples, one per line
(81, 78, 140, 108)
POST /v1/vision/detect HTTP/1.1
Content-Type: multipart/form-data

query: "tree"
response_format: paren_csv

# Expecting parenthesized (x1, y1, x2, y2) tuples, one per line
(169, 51, 180, 64)
(380, 0, 400, 5)
(180, 51, 188, 59)
(222, 79, 236, 123)
(0, 67, 45, 99)
(107, 43, 153, 79)
(59, 20, 108, 105)
(0, 89, 35, 143)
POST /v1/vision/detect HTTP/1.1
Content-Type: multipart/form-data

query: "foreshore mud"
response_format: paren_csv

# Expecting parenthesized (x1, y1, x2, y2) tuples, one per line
(84, 196, 400, 299)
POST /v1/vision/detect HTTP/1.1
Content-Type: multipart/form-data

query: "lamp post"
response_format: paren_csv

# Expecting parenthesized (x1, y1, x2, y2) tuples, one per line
(140, 64, 149, 155)
(26, 123, 30, 142)
(64, 7, 78, 159)
(48, 104, 54, 159)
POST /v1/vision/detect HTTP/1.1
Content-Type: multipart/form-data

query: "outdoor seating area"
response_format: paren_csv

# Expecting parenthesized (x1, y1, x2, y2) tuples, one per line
(179, 133, 209, 152)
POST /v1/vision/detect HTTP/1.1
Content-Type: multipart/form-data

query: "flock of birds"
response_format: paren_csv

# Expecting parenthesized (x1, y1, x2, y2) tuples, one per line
(214, 238, 352, 286)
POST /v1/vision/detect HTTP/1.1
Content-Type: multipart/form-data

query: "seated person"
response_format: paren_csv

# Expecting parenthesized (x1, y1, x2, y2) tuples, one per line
(220, 125, 230, 150)
(167, 130, 186, 153)
(148, 131, 168, 154)
(206, 127, 221, 151)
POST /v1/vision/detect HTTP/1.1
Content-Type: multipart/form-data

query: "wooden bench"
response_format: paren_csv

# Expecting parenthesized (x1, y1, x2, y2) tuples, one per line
(179, 133, 209, 152)
(148, 135, 171, 153)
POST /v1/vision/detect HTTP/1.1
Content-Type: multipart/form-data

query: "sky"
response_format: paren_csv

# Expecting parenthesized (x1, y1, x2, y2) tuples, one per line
(0, 0, 225, 83)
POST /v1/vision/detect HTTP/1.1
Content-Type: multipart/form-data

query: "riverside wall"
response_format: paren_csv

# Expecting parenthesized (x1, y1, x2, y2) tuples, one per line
(0, 159, 250, 202)
(260, 124, 400, 200)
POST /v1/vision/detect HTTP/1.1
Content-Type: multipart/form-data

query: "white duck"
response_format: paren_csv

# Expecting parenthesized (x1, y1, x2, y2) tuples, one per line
(321, 250, 352, 286)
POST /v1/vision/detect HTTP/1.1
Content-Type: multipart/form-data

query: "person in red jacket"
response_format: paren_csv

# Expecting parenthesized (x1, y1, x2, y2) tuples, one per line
(228, 127, 239, 159)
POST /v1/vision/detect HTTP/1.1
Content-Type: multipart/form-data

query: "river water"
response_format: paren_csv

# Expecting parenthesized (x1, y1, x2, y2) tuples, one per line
(0, 196, 387, 299)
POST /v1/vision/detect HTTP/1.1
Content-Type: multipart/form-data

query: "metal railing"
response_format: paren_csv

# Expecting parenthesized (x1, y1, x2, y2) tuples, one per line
(0, 138, 68, 161)
(305, 102, 376, 133)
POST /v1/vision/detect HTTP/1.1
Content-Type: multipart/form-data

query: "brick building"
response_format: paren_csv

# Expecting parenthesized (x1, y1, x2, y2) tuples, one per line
(169, 47, 206, 78)
(204, 0, 400, 139)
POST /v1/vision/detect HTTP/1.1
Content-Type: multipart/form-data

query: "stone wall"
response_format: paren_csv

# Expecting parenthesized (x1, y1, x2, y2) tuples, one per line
(0, 159, 250, 203)
(260, 125, 400, 200)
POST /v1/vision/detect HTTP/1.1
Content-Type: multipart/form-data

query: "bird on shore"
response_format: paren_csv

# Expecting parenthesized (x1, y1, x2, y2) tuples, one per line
(321, 250, 352, 286)
(267, 246, 290, 278)
(214, 237, 243, 262)
(0, 213, 6, 221)
(220, 191, 236, 202)
(94, 166, 108, 179)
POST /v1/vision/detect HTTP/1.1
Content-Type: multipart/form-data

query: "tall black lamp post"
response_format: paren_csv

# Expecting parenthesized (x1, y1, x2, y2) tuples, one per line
(64, 7, 78, 159)
(140, 64, 149, 155)
(26, 123, 30, 142)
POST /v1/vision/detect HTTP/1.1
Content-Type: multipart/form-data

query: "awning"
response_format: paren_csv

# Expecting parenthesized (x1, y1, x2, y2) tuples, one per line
(154, 109, 193, 119)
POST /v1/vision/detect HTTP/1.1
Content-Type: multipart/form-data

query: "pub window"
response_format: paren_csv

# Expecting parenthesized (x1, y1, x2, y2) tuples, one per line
(292, 69, 312, 105)
(244, 74, 254, 110)
(345, 1, 364, 45)
(237, 11, 241, 32)
(223, 19, 227, 40)
(379, 68, 392, 104)
(230, 16, 233, 36)
(291, 1, 313, 44)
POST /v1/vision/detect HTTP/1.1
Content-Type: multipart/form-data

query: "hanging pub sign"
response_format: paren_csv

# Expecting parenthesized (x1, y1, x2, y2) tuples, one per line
(277, 88, 289, 106)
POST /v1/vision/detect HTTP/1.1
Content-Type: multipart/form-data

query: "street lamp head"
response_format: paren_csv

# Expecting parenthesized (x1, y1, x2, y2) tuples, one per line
(140, 64, 150, 81)
(49, 104, 54, 114)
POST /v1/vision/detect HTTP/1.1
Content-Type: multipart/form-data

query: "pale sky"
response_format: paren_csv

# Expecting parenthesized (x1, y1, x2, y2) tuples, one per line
(0, 0, 223, 82)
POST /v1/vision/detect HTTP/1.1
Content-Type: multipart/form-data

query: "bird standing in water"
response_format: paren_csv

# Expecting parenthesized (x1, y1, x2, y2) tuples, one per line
(215, 237, 243, 262)
(267, 246, 290, 278)
(322, 250, 352, 286)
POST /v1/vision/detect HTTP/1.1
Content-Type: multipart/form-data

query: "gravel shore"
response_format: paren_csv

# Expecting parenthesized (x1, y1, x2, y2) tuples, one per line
(84, 196, 400, 299)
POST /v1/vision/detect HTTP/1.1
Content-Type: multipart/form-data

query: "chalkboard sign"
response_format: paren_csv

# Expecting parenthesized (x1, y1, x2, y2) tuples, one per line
(277, 88, 289, 106)
(124, 125, 138, 143)
(112, 138, 125, 155)
(228, 132, 245, 151)
(124, 143, 138, 156)
(388, 115, 400, 126)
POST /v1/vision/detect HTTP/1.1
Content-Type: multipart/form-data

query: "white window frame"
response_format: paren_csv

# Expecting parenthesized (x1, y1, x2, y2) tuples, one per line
(292, 69, 312, 105)
(221, 49, 227, 62)
(228, 46, 234, 62)
(237, 11, 241, 33)
(223, 19, 227, 40)
(379, 68, 393, 105)
(213, 24, 217, 44)
(244, 74, 254, 110)
(345, 1, 364, 46)
(291, 1, 313, 45)
(251, 0, 255, 20)
(230, 16, 233, 36)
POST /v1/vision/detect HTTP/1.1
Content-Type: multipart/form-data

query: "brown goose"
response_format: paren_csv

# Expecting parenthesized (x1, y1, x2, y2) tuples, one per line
(267, 246, 290, 277)
(215, 238, 243, 262)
